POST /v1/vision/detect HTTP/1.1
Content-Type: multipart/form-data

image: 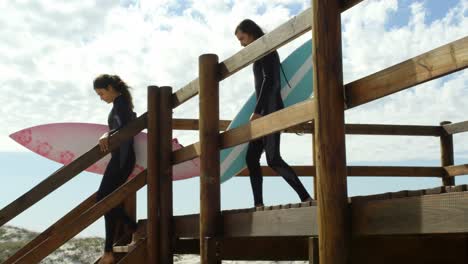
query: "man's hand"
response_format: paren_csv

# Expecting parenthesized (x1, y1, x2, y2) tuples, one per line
(250, 113, 262, 121)
(98, 132, 110, 152)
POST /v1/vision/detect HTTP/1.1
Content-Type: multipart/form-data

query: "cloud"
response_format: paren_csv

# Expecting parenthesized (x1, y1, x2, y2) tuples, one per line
(1, 0, 467, 166)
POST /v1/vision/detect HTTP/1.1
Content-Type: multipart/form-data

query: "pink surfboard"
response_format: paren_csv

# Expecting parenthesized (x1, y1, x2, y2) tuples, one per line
(9, 123, 200, 180)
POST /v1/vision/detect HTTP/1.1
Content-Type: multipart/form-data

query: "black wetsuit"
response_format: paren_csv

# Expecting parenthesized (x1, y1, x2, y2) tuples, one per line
(246, 51, 311, 206)
(97, 95, 137, 252)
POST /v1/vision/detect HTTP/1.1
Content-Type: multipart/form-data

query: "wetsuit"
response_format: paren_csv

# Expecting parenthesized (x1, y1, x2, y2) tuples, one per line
(246, 50, 311, 206)
(97, 95, 138, 252)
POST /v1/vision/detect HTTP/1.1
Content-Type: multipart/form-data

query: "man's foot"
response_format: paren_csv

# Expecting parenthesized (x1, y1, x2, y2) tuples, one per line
(302, 197, 314, 202)
(98, 252, 115, 264)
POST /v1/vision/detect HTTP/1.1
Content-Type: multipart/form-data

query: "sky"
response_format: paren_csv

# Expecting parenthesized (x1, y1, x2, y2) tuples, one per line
(0, 0, 467, 238)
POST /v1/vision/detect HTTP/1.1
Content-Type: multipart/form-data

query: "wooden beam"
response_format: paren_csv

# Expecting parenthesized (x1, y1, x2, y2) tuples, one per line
(309, 237, 319, 264)
(443, 120, 468, 135)
(159, 86, 174, 264)
(312, 133, 317, 200)
(346, 36, 468, 108)
(174, 238, 199, 254)
(172, 99, 314, 164)
(174, 206, 318, 239)
(3, 193, 96, 264)
(347, 166, 441, 177)
(219, 9, 311, 81)
(444, 164, 468, 177)
(172, 118, 231, 131)
(174, 214, 199, 238)
(199, 54, 221, 264)
(312, 1, 350, 264)
(220, 237, 310, 260)
(172, 9, 312, 108)
(14, 171, 147, 264)
(236, 166, 442, 177)
(171, 0, 367, 109)
(344, 124, 442, 136)
(221, 100, 314, 149)
(223, 206, 318, 237)
(440, 121, 455, 186)
(350, 236, 468, 264)
(172, 142, 201, 165)
(352, 191, 468, 235)
(174, 119, 442, 136)
(174, 192, 468, 239)
(341, 0, 364, 11)
(147, 86, 160, 264)
(174, 235, 468, 263)
(0, 113, 146, 228)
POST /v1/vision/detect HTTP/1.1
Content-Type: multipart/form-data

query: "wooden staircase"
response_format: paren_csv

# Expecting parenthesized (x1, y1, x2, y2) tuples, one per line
(93, 220, 148, 264)
(1, 1, 467, 263)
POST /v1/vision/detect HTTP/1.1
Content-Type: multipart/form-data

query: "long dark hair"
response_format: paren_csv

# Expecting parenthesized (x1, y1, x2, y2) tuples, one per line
(93, 74, 134, 109)
(235, 19, 265, 40)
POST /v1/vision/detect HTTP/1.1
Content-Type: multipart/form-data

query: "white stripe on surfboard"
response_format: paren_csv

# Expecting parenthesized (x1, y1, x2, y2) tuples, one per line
(221, 55, 313, 178)
(281, 54, 313, 99)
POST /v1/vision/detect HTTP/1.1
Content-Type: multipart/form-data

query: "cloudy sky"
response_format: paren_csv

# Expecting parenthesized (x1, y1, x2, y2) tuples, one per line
(0, 0, 467, 237)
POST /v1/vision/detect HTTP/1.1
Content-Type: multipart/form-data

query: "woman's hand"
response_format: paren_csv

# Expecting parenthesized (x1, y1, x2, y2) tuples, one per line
(98, 133, 110, 152)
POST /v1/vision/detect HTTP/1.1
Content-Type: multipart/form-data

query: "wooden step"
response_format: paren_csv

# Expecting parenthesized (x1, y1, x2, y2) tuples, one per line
(117, 238, 147, 264)
(92, 252, 126, 264)
(113, 219, 147, 253)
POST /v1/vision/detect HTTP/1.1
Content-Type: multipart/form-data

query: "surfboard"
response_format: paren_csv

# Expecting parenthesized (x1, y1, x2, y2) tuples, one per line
(220, 40, 313, 183)
(9, 123, 200, 180)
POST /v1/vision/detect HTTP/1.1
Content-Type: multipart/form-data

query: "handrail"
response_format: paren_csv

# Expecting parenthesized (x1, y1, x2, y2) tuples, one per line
(0, 113, 147, 227)
(171, 0, 368, 109)
(171, 37, 468, 165)
(173, 118, 231, 131)
(172, 99, 314, 164)
(444, 164, 468, 177)
(342, 0, 365, 11)
(345, 36, 468, 108)
(4, 193, 97, 264)
(172, 8, 312, 108)
(442, 120, 468, 135)
(14, 170, 147, 264)
(236, 166, 442, 177)
(177, 119, 442, 136)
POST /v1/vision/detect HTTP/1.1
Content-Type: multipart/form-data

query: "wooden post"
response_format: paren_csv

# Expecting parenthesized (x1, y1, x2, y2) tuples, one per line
(147, 86, 160, 264)
(440, 121, 455, 186)
(199, 54, 221, 264)
(309, 237, 319, 264)
(311, 1, 350, 264)
(203, 237, 220, 263)
(312, 125, 317, 200)
(159, 86, 174, 263)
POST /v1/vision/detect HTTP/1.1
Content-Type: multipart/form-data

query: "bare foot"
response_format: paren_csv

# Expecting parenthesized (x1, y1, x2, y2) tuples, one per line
(98, 252, 115, 264)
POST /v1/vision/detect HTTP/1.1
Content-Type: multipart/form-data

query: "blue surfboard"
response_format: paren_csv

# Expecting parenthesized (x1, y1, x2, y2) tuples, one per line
(220, 40, 313, 183)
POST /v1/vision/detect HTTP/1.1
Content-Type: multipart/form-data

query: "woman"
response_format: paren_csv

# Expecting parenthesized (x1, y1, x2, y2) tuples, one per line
(235, 19, 313, 207)
(94, 74, 138, 264)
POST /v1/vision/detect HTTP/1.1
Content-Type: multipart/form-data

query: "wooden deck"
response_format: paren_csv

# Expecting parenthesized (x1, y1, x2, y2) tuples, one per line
(111, 184, 468, 262)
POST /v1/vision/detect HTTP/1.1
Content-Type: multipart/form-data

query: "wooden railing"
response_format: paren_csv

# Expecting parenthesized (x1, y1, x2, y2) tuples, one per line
(162, 3, 467, 263)
(3, 194, 97, 264)
(13, 171, 146, 264)
(0, 114, 147, 228)
(1, 0, 467, 263)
